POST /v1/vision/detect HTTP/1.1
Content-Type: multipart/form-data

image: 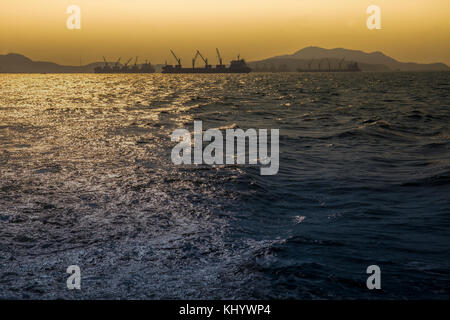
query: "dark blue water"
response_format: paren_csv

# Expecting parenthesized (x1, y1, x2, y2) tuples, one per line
(0, 72, 449, 299)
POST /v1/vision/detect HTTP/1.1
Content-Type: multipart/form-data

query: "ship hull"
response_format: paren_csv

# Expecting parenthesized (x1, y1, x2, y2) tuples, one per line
(297, 69, 361, 73)
(94, 71, 155, 74)
(162, 68, 251, 74)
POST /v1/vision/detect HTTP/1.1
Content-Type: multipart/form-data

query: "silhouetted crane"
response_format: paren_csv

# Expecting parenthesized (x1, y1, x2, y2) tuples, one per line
(113, 58, 121, 72)
(102, 56, 112, 72)
(196, 50, 210, 68)
(192, 51, 200, 68)
(120, 58, 133, 72)
(170, 50, 181, 67)
(216, 48, 224, 67)
(131, 57, 140, 73)
(124, 58, 132, 67)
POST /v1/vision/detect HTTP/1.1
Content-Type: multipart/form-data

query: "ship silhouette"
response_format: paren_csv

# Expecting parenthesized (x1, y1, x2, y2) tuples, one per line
(94, 56, 155, 73)
(296, 58, 361, 72)
(162, 49, 252, 74)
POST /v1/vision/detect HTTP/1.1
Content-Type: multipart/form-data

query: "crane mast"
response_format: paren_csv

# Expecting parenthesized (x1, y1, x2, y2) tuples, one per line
(196, 50, 209, 68)
(170, 50, 181, 67)
(216, 48, 224, 67)
(192, 51, 200, 68)
(124, 58, 132, 66)
(112, 57, 121, 72)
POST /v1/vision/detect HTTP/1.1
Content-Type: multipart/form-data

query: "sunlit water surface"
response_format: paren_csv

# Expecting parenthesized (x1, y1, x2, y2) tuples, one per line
(0, 73, 449, 299)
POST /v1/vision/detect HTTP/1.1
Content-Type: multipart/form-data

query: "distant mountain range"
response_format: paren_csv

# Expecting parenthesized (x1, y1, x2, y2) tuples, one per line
(249, 46, 450, 72)
(0, 54, 165, 73)
(0, 53, 102, 73)
(0, 47, 449, 73)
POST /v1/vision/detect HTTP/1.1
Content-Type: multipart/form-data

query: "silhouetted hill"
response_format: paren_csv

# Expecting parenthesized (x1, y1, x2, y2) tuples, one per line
(250, 46, 449, 72)
(0, 53, 103, 73)
(0, 53, 166, 73)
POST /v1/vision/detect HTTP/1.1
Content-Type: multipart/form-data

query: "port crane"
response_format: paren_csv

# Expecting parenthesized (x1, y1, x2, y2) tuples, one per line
(338, 58, 345, 70)
(326, 58, 331, 72)
(124, 58, 133, 67)
(102, 56, 113, 72)
(216, 48, 224, 68)
(131, 57, 139, 72)
(113, 58, 121, 72)
(170, 50, 182, 67)
(196, 50, 210, 68)
(121, 58, 133, 72)
(192, 51, 200, 68)
(308, 59, 314, 70)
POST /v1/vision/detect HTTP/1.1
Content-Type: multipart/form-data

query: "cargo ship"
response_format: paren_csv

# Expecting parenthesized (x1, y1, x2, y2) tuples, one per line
(94, 56, 155, 73)
(297, 58, 361, 72)
(162, 49, 252, 74)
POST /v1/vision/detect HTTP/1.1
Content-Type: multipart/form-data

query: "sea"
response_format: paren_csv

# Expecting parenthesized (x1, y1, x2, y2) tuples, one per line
(0, 72, 449, 299)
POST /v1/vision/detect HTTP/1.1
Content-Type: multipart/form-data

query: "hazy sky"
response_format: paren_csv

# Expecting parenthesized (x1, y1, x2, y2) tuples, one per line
(1, 0, 449, 65)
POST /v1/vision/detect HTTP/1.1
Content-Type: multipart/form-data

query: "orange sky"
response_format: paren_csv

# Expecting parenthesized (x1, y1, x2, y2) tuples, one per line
(1, 0, 449, 65)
